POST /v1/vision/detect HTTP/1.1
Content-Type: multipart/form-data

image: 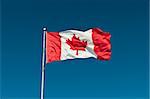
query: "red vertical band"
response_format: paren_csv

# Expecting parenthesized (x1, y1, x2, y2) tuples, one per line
(46, 32, 61, 63)
(92, 28, 111, 60)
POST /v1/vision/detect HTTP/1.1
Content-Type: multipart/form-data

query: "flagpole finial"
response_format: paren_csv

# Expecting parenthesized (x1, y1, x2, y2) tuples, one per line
(43, 27, 47, 31)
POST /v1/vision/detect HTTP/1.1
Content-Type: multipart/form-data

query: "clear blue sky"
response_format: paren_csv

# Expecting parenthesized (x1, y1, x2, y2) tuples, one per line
(2, 0, 149, 99)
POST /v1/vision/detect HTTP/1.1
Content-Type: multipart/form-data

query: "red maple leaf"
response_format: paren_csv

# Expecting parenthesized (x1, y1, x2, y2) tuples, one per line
(66, 34, 87, 55)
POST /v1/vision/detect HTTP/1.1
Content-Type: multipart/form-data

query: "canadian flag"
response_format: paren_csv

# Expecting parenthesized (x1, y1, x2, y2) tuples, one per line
(46, 28, 111, 63)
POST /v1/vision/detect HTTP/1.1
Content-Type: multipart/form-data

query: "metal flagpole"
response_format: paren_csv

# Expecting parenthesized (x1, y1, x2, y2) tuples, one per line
(40, 27, 47, 99)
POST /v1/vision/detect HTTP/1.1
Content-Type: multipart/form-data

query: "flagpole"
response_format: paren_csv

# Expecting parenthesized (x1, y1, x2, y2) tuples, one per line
(40, 27, 46, 99)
